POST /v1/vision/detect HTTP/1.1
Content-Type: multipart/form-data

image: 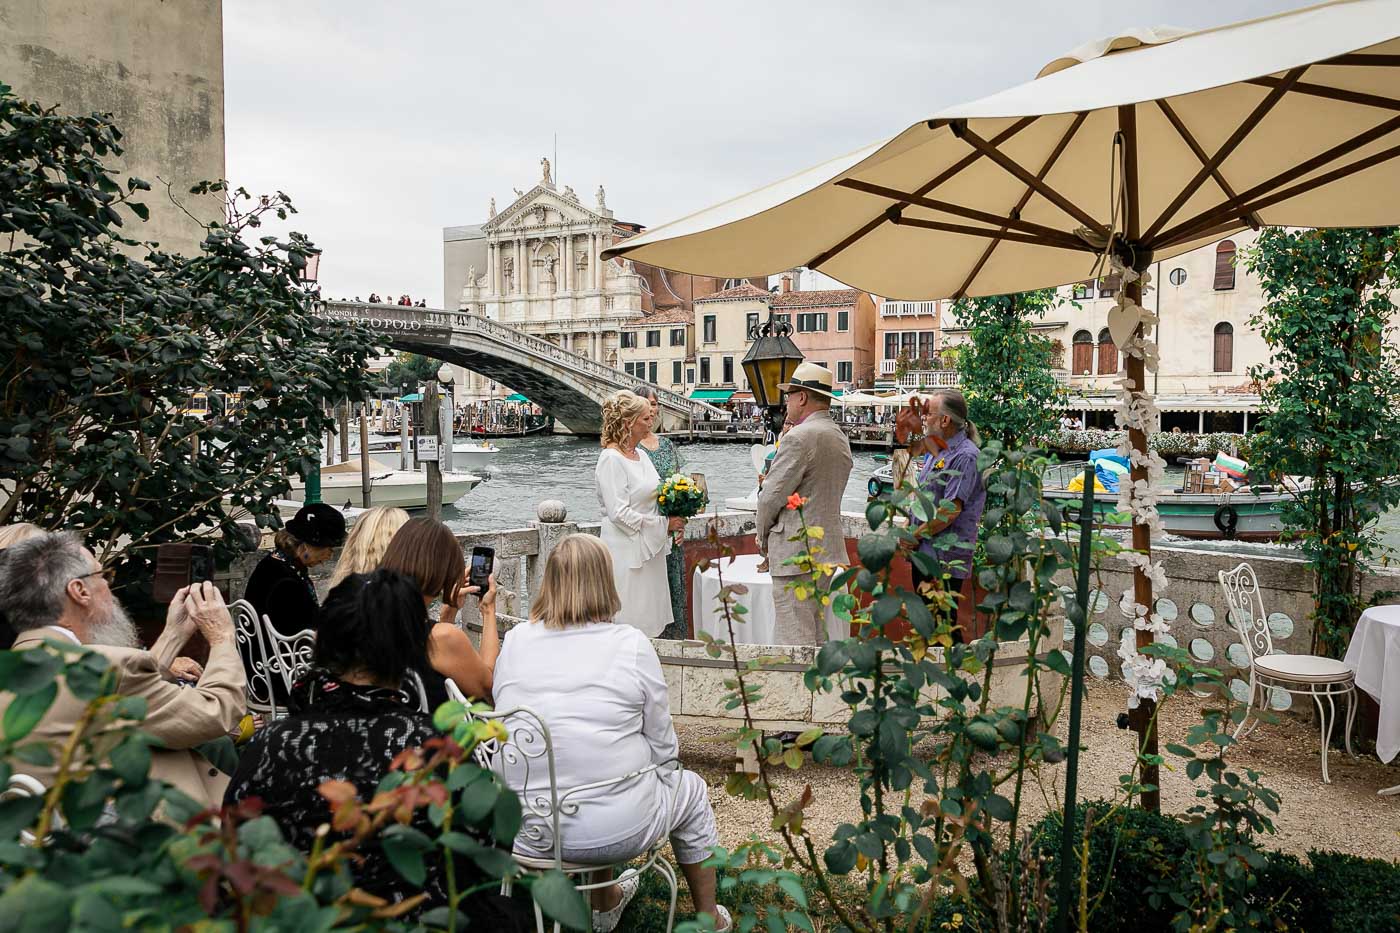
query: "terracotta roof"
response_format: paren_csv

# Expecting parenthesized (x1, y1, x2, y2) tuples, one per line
(622, 307, 693, 327)
(695, 283, 770, 302)
(771, 288, 859, 309)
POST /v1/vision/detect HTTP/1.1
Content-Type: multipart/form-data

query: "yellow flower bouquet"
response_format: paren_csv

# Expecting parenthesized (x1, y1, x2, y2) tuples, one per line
(655, 472, 708, 518)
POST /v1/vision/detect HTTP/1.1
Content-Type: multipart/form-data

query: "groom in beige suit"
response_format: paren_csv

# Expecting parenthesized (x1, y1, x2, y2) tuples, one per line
(756, 362, 853, 645)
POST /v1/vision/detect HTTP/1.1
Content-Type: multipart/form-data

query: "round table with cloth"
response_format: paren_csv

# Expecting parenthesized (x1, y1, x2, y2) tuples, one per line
(692, 554, 777, 645)
(1343, 604, 1400, 794)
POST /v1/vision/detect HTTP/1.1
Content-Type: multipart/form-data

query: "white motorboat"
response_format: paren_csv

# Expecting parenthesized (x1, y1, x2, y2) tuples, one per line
(347, 436, 500, 472)
(288, 461, 482, 511)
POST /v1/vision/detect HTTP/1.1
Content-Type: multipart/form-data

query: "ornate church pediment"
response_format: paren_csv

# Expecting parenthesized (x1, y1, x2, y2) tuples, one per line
(483, 185, 607, 234)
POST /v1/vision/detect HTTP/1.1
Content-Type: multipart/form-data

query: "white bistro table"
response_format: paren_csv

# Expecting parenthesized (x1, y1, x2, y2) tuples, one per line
(1344, 604, 1400, 795)
(692, 553, 778, 645)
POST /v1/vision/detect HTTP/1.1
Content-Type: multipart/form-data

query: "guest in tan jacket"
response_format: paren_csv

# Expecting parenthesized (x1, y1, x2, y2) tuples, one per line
(0, 532, 245, 810)
(755, 362, 853, 645)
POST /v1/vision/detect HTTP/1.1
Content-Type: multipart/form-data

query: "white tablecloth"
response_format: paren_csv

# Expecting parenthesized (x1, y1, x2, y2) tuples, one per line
(692, 554, 777, 645)
(1345, 604, 1400, 763)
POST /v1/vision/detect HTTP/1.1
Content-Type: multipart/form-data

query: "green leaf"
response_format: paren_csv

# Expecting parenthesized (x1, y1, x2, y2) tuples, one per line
(793, 728, 823, 749)
(529, 868, 590, 930)
(982, 793, 1014, 822)
(965, 720, 1000, 751)
(9, 651, 61, 695)
(856, 533, 897, 572)
(984, 535, 1014, 564)
(1043, 649, 1071, 676)
(865, 500, 886, 531)
(492, 783, 522, 841)
(3, 682, 56, 742)
(432, 700, 466, 731)
(0, 795, 43, 841)
(109, 735, 152, 786)
(380, 825, 431, 885)
(776, 874, 808, 908)
(823, 840, 857, 874)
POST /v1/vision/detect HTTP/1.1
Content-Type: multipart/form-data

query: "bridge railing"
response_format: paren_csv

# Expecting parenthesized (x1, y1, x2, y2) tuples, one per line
(315, 300, 723, 418)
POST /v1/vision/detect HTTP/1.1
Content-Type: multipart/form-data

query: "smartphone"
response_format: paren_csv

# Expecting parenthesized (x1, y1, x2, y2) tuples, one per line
(468, 545, 495, 592)
(152, 543, 215, 603)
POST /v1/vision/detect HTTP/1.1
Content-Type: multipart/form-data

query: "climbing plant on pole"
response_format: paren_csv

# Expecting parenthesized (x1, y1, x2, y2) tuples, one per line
(1243, 228, 1400, 657)
(952, 289, 1066, 449)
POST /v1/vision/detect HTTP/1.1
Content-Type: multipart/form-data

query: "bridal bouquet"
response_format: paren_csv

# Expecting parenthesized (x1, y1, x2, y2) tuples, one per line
(656, 473, 708, 518)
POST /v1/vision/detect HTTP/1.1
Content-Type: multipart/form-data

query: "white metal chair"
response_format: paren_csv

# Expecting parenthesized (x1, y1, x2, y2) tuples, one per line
(3, 773, 52, 846)
(229, 599, 281, 720)
(445, 695, 681, 933)
(1220, 562, 1357, 783)
(258, 615, 317, 706)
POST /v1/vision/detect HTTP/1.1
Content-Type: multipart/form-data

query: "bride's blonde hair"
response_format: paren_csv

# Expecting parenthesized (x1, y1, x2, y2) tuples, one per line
(327, 506, 411, 589)
(600, 390, 649, 449)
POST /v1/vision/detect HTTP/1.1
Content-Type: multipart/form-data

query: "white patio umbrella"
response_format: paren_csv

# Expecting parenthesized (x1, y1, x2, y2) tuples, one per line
(604, 0, 1400, 809)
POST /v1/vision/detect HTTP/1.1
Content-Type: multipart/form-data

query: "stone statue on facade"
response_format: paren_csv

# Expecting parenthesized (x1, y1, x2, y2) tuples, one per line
(502, 256, 514, 291)
(596, 185, 607, 211)
(488, 197, 496, 218)
(562, 185, 578, 202)
(467, 264, 477, 286)
(540, 157, 552, 187)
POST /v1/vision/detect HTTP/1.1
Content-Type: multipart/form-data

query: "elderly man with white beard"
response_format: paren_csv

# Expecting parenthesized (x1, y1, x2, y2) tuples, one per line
(0, 531, 246, 811)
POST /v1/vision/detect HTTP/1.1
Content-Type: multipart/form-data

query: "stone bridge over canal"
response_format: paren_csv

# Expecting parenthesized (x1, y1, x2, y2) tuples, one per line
(314, 301, 722, 434)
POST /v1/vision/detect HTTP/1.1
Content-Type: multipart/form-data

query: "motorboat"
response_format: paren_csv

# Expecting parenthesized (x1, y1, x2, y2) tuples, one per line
(346, 435, 500, 472)
(287, 461, 482, 511)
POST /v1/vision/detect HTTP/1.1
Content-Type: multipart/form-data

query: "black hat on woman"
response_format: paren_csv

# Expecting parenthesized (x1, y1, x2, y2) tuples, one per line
(285, 503, 348, 548)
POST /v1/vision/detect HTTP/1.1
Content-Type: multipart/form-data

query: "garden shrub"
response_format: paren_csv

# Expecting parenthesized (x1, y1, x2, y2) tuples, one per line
(1295, 849, 1400, 933)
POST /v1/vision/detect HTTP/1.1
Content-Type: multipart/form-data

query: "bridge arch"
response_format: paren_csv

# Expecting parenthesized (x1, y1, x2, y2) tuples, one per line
(315, 301, 719, 434)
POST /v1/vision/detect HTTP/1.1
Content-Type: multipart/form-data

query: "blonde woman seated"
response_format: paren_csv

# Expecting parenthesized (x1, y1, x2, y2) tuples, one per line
(327, 506, 410, 589)
(492, 534, 729, 933)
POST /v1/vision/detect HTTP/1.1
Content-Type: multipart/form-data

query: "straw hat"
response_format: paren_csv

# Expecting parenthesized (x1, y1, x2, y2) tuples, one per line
(778, 362, 837, 400)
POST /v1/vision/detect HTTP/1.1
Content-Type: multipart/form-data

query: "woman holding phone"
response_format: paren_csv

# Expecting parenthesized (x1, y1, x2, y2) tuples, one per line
(379, 517, 499, 706)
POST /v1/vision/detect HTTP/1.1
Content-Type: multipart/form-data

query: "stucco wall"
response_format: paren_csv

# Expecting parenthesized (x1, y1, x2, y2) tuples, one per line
(0, 0, 226, 255)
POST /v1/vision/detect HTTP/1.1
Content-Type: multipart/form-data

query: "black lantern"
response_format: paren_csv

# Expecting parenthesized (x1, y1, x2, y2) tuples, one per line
(741, 308, 803, 440)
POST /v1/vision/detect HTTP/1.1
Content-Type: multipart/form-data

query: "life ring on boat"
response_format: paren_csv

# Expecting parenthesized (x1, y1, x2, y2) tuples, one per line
(1213, 504, 1240, 538)
(868, 477, 883, 498)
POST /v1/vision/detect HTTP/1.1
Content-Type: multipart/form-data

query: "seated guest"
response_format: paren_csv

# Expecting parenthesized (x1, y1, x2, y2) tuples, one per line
(0, 522, 43, 649)
(326, 506, 409, 589)
(0, 532, 245, 811)
(243, 503, 347, 636)
(224, 571, 525, 926)
(492, 534, 730, 933)
(379, 518, 499, 706)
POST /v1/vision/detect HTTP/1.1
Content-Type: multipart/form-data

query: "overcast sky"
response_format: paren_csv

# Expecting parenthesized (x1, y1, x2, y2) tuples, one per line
(224, 0, 1316, 306)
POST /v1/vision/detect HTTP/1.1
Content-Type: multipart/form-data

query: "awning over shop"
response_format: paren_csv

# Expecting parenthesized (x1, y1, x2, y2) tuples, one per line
(504, 393, 530, 403)
(398, 393, 422, 402)
(730, 392, 754, 402)
(689, 389, 735, 402)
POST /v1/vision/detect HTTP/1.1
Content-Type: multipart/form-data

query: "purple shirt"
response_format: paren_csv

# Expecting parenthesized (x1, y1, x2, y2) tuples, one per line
(915, 430, 985, 579)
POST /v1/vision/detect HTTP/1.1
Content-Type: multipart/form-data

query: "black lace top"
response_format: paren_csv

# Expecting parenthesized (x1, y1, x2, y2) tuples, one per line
(223, 670, 526, 925)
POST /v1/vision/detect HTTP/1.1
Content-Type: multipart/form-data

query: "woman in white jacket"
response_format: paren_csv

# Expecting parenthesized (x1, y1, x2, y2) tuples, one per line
(594, 391, 684, 636)
(492, 534, 729, 932)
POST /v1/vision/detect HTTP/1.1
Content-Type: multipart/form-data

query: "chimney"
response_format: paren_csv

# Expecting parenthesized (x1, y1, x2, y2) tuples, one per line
(780, 274, 793, 293)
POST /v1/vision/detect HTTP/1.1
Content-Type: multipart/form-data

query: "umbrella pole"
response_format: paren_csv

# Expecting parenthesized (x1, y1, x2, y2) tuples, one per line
(1124, 279, 1160, 812)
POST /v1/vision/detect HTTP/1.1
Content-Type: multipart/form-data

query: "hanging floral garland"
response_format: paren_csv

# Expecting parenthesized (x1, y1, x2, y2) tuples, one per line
(1105, 255, 1172, 709)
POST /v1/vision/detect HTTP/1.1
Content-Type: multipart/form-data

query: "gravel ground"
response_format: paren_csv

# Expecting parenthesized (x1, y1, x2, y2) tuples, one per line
(677, 682, 1400, 862)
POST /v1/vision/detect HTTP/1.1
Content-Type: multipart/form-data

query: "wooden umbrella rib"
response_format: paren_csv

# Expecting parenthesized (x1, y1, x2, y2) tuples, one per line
(833, 178, 1089, 251)
(890, 214, 1079, 249)
(1245, 75, 1400, 112)
(952, 122, 1108, 238)
(1155, 99, 1262, 229)
(1154, 110, 1400, 247)
(804, 117, 1039, 269)
(952, 112, 1089, 299)
(1158, 138, 1400, 250)
(1141, 66, 1307, 242)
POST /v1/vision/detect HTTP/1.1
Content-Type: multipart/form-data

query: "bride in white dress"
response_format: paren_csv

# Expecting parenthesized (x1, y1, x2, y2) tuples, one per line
(595, 391, 685, 636)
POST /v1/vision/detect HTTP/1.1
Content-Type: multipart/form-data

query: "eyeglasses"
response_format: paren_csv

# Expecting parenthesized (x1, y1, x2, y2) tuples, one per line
(73, 567, 115, 584)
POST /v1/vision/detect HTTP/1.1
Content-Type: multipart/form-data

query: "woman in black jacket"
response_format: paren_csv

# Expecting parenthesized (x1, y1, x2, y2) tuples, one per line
(243, 503, 346, 636)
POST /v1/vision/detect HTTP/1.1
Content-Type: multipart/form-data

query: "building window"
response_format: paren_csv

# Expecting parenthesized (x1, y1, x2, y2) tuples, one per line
(746, 312, 759, 336)
(646, 329, 660, 348)
(1098, 274, 1121, 298)
(699, 357, 711, 383)
(648, 361, 658, 383)
(623, 361, 642, 378)
(837, 310, 850, 332)
(1072, 281, 1092, 300)
(722, 356, 734, 384)
(837, 360, 853, 383)
(884, 332, 899, 360)
(1214, 322, 1234, 371)
(918, 331, 936, 361)
(899, 332, 917, 356)
(703, 315, 716, 343)
(797, 312, 828, 333)
(1214, 240, 1237, 290)
(672, 360, 682, 384)
(1072, 329, 1093, 375)
(620, 331, 637, 349)
(670, 328, 686, 346)
(1096, 328, 1118, 375)
(686, 367, 695, 384)
(773, 313, 791, 329)
(810, 361, 827, 372)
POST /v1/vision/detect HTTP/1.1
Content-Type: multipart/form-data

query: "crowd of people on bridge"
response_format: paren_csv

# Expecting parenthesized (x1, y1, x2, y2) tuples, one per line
(364, 292, 428, 307)
(0, 366, 988, 932)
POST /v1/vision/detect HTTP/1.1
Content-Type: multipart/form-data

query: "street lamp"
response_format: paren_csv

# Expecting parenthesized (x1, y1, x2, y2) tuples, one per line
(436, 364, 455, 473)
(741, 307, 803, 441)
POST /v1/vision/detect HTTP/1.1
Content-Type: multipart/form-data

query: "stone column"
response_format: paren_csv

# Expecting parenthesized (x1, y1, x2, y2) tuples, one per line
(516, 237, 527, 295)
(563, 233, 573, 293)
(593, 233, 603, 290)
(530, 500, 578, 603)
(485, 242, 496, 301)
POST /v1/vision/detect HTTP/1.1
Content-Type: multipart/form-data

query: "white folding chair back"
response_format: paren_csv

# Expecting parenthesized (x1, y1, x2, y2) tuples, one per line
(453, 703, 681, 933)
(3, 773, 54, 846)
(228, 599, 280, 720)
(1219, 561, 1357, 783)
(405, 669, 431, 713)
(259, 616, 316, 702)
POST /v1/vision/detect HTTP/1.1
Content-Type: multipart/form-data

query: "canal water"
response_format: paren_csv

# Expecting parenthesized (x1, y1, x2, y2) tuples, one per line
(441, 433, 1400, 558)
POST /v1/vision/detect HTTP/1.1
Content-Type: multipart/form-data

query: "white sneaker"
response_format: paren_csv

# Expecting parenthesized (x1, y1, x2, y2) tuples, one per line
(591, 874, 640, 933)
(713, 905, 733, 932)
